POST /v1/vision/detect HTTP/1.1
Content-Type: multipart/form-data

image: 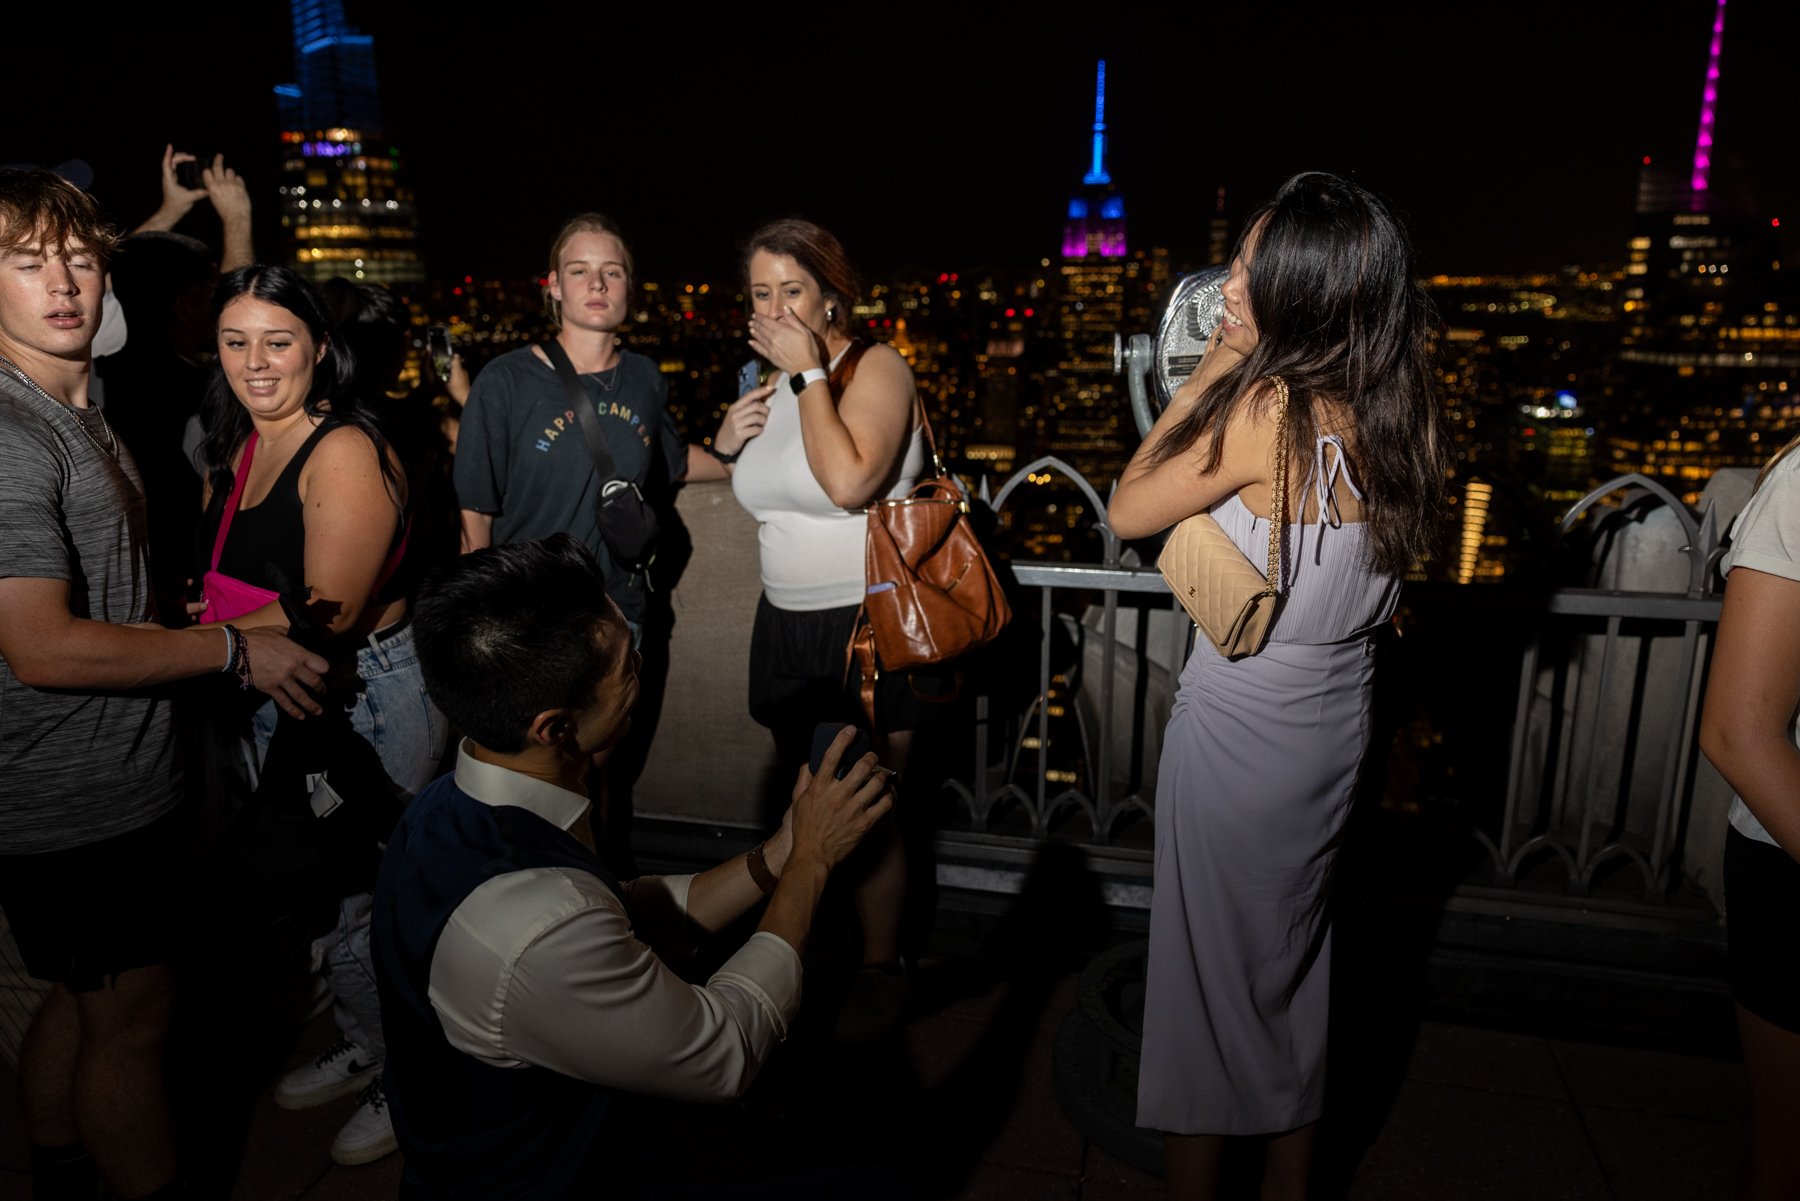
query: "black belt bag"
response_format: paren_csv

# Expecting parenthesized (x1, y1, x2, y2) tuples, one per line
(543, 340, 659, 572)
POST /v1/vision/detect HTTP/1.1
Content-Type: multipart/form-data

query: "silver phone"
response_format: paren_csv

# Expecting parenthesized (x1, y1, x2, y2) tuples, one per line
(736, 359, 761, 398)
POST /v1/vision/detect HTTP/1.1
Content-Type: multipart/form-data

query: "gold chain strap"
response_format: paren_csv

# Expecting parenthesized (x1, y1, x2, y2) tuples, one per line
(1264, 376, 1290, 590)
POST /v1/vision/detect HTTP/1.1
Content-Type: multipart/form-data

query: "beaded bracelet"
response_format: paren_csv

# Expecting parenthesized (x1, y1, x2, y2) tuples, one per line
(222, 623, 253, 690)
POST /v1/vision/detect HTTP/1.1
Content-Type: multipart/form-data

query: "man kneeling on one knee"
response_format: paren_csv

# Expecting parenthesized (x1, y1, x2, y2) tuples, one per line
(372, 534, 891, 1196)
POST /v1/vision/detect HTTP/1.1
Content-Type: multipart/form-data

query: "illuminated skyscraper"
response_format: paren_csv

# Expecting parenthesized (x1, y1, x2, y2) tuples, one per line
(1612, 0, 1798, 502)
(1060, 60, 1127, 262)
(1052, 60, 1129, 472)
(276, 0, 424, 286)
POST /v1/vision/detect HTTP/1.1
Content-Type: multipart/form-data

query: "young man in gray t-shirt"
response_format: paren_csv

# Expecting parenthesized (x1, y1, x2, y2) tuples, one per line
(0, 168, 326, 1201)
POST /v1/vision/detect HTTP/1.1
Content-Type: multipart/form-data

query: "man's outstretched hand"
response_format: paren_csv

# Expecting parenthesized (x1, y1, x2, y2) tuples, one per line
(784, 725, 891, 875)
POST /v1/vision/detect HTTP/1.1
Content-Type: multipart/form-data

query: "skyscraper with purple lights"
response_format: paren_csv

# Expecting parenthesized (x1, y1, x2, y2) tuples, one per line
(1614, 0, 1796, 483)
(1052, 60, 1132, 473)
(1689, 0, 1727, 197)
(1061, 60, 1128, 261)
(276, 0, 424, 286)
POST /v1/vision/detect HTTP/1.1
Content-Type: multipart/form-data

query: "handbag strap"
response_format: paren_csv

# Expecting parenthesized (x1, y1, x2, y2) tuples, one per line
(911, 393, 947, 481)
(543, 340, 620, 484)
(211, 430, 261, 571)
(1263, 376, 1290, 590)
(849, 614, 879, 728)
(826, 339, 871, 398)
(826, 339, 946, 482)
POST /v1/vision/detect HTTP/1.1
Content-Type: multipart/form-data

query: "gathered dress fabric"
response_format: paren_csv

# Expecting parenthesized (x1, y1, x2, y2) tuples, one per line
(1137, 437, 1398, 1136)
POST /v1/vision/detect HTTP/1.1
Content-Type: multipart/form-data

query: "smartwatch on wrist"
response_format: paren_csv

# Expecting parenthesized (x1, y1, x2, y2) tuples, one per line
(705, 442, 741, 465)
(790, 367, 829, 394)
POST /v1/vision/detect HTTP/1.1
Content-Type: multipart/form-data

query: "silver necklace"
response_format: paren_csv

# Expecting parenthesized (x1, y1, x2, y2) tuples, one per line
(569, 335, 623, 392)
(0, 353, 117, 459)
(587, 362, 622, 393)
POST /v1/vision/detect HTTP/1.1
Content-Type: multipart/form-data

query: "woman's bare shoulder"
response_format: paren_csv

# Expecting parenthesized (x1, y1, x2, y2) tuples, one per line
(851, 341, 912, 380)
(841, 341, 915, 406)
(304, 423, 398, 491)
(312, 420, 383, 459)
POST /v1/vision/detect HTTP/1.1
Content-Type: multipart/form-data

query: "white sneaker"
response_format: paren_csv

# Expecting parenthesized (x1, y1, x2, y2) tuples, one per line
(274, 1032, 380, 1110)
(331, 1078, 398, 1166)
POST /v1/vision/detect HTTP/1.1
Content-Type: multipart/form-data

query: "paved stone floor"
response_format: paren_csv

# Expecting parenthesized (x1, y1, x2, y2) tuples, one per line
(0, 958, 1751, 1200)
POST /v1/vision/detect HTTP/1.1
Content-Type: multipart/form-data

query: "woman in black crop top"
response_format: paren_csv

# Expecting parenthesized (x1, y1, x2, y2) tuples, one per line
(198, 267, 410, 640)
(195, 265, 445, 1167)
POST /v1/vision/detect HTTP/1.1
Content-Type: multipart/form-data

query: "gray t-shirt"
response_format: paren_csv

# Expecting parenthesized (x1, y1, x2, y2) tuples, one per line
(0, 373, 183, 854)
(452, 347, 685, 621)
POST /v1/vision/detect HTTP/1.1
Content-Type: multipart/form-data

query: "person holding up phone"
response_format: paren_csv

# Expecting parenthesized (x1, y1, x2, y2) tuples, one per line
(684, 219, 934, 1039)
(131, 144, 255, 273)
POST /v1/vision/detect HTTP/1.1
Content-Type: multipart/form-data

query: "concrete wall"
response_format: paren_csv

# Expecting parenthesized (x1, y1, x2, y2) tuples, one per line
(634, 481, 780, 827)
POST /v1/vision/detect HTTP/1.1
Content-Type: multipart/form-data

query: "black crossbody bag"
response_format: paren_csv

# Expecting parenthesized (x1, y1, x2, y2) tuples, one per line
(543, 340, 659, 572)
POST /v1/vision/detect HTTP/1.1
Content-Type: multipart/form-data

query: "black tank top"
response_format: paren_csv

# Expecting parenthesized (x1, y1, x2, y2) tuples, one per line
(203, 418, 408, 602)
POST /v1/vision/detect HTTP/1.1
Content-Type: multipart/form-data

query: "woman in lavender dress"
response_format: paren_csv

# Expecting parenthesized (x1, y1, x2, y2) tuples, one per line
(1109, 173, 1451, 1199)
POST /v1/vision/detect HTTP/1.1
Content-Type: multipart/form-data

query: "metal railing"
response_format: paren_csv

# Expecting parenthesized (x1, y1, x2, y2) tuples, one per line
(941, 455, 1180, 848)
(937, 464, 1727, 911)
(1478, 474, 1722, 901)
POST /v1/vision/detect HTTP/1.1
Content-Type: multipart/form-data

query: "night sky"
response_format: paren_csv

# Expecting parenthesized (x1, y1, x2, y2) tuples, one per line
(15, 0, 1798, 282)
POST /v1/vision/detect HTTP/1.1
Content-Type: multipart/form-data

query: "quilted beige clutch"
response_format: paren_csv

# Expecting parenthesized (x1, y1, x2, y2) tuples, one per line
(1157, 377, 1289, 658)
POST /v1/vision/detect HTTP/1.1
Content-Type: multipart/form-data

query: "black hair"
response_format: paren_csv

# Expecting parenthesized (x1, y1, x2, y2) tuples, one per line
(412, 535, 624, 753)
(108, 232, 216, 354)
(319, 277, 409, 402)
(108, 232, 215, 311)
(199, 264, 402, 507)
(1147, 172, 1452, 574)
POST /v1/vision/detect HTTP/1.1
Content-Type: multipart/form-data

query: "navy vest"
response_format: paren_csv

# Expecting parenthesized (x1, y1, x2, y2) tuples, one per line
(372, 774, 626, 1198)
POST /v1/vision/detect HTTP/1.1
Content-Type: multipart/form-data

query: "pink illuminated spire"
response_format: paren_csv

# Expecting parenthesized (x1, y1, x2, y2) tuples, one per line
(1690, 0, 1728, 195)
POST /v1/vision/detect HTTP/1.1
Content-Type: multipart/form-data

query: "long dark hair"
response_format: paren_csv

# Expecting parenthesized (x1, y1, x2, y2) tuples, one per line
(200, 265, 402, 509)
(1147, 172, 1451, 574)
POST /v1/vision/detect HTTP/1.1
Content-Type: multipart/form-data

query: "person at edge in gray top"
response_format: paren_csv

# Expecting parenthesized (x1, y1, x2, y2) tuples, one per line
(0, 168, 326, 1201)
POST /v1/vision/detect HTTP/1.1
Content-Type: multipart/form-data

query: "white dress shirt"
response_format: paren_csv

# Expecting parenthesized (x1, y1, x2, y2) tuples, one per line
(426, 742, 802, 1101)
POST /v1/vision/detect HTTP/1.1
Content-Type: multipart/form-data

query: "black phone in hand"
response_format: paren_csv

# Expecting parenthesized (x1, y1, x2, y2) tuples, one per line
(810, 722, 871, 780)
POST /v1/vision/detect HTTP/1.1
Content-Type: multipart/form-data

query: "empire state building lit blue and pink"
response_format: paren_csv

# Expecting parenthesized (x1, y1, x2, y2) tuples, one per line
(1061, 60, 1128, 260)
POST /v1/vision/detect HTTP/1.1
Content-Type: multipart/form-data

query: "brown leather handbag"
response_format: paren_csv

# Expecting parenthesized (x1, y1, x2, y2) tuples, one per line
(844, 358, 1011, 725)
(1158, 375, 1291, 658)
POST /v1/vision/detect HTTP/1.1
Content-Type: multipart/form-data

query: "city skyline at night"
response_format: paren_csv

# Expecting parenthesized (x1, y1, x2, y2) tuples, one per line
(12, 0, 1800, 577)
(16, 1, 1798, 282)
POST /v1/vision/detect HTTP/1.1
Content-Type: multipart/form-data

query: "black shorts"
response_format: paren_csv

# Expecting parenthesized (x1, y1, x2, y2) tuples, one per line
(1725, 826, 1800, 1033)
(747, 594, 953, 756)
(0, 805, 191, 991)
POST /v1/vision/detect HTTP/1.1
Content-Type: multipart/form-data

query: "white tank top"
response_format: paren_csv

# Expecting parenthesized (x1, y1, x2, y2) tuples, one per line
(731, 345, 926, 611)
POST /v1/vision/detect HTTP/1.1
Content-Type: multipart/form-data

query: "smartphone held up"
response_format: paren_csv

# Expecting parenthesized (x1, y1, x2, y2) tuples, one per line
(427, 326, 454, 381)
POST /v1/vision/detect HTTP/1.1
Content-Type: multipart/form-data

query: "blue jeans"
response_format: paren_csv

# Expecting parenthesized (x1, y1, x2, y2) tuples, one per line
(249, 622, 447, 799)
(252, 622, 447, 1061)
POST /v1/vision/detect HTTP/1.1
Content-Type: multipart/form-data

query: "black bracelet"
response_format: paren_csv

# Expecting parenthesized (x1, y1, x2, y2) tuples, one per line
(223, 623, 253, 691)
(704, 442, 742, 465)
